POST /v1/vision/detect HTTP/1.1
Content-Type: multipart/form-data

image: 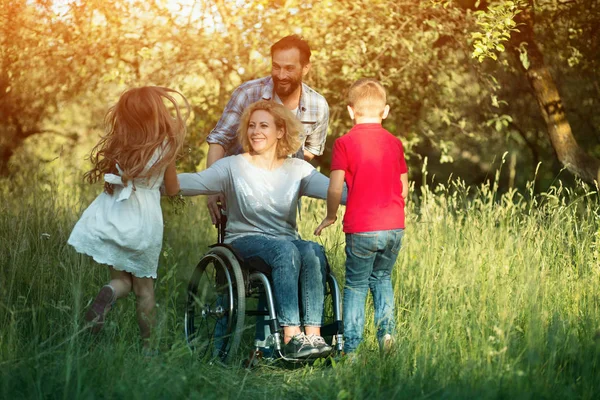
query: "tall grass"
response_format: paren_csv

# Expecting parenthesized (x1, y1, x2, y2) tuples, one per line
(1, 159, 599, 399)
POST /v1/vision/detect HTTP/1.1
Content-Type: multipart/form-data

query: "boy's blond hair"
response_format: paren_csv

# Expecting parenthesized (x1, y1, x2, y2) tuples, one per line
(348, 78, 387, 118)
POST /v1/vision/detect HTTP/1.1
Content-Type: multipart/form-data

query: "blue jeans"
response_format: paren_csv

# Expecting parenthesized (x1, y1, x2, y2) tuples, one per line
(231, 235, 327, 327)
(343, 229, 404, 353)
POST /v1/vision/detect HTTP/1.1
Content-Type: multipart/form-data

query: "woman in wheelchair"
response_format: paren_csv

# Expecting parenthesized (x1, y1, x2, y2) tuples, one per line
(177, 100, 344, 359)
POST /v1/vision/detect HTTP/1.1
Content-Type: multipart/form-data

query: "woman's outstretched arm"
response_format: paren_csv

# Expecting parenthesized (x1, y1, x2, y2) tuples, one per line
(300, 170, 348, 205)
(176, 160, 229, 196)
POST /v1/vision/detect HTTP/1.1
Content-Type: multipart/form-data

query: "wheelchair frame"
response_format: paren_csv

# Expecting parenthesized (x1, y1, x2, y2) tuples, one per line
(184, 214, 344, 364)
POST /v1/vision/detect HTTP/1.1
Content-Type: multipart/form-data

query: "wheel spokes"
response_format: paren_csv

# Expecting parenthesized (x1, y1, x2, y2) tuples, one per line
(186, 257, 237, 359)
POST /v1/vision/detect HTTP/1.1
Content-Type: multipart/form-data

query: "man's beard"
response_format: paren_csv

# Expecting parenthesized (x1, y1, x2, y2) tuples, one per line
(273, 75, 302, 98)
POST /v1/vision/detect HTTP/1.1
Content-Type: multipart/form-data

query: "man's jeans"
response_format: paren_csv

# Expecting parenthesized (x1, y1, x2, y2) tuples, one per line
(231, 235, 327, 329)
(343, 229, 404, 353)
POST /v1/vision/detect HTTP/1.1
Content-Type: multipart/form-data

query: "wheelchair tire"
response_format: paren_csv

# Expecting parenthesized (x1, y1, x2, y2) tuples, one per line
(185, 246, 246, 363)
(321, 272, 344, 353)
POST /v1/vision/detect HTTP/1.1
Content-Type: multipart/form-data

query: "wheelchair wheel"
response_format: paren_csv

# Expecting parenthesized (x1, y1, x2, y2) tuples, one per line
(185, 246, 246, 363)
(321, 272, 344, 353)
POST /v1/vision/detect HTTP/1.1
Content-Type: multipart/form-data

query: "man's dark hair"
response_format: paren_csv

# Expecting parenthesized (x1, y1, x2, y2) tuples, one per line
(270, 35, 311, 66)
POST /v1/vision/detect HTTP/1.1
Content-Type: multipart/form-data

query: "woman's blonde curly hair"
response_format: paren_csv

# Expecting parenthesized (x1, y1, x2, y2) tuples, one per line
(237, 100, 302, 158)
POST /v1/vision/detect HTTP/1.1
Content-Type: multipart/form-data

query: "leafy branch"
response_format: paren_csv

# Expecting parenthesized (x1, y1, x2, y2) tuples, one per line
(471, 0, 525, 62)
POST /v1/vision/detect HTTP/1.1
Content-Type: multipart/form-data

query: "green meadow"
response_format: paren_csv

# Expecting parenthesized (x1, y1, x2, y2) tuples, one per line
(1, 159, 599, 399)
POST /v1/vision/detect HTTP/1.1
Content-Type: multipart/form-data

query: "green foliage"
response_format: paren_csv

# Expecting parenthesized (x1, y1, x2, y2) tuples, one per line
(1, 163, 600, 398)
(485, 113, 513, 132)
(470, 0, 524, 62)
(1, 0, 599, 188)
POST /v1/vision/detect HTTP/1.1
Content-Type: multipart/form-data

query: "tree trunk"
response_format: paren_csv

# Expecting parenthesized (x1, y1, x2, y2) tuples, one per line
(510, 2, 600, 184)
(0, 124, 21, 177)
(0, 145, 14, 177)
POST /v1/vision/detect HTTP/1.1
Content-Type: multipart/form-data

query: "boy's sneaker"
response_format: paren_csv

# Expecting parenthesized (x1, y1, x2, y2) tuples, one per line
(307, 334, 333, 357)
(85, 285, 116, 334)
(379, 333, 395, 354)
(282, 333, 320, 359)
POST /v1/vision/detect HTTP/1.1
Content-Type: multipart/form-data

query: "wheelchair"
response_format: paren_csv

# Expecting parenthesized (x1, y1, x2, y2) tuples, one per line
(184, 213, 344, 364)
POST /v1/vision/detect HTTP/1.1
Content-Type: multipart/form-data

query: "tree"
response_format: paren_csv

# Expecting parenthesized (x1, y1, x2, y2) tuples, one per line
(0, 0, 90, 175)
(0, 0, 219, 175)
(469, 0, 600, 183)
(3, 0, 598, 189)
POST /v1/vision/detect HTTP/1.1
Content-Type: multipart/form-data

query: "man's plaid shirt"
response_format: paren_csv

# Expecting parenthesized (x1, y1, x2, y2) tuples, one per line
(206, 76, 329, 157)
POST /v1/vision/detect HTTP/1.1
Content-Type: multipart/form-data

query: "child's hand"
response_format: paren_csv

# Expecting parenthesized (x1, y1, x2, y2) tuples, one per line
(314, 216, 337, 236)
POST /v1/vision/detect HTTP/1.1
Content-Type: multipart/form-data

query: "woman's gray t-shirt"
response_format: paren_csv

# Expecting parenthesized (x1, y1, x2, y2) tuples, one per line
(178, 155, 332, 243)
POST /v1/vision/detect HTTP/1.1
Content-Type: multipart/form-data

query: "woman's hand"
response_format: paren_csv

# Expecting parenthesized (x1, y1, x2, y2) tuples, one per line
(314, 216, 337, 236)
(206, 193, 226, 225)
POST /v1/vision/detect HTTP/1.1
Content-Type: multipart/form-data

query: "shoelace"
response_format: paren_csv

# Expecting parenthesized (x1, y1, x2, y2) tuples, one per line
(291, 333, 312, 348)
(306, 334, 327, 347)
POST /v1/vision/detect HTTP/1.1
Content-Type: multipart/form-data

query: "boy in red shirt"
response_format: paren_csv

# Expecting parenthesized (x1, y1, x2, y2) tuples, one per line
(315, 78, 408, 354)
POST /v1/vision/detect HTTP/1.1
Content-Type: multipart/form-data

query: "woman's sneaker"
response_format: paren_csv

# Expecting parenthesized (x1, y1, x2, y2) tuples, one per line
(306, 334, 333, 357)
(85, 285, 116, 334)
(282, 333, 320, 359)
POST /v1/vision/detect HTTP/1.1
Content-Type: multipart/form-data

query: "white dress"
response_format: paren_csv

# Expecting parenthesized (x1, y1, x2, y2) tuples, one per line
(68, 147, 167, 279)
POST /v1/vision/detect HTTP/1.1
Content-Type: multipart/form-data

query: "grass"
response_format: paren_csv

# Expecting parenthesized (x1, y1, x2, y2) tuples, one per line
(1, 160, 599, 399)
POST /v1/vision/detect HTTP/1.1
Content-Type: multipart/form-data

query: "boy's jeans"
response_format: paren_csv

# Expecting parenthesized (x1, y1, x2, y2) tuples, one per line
(343, 229, 404, 353)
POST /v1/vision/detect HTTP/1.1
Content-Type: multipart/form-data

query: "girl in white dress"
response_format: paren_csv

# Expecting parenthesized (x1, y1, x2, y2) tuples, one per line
(68, 86, 189, 347)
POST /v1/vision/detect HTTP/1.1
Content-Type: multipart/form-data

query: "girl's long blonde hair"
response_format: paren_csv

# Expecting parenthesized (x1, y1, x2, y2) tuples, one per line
(84, 86, 190, 194)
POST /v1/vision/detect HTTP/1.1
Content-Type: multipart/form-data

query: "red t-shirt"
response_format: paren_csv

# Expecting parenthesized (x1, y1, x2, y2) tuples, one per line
(331, 123, 408, 233)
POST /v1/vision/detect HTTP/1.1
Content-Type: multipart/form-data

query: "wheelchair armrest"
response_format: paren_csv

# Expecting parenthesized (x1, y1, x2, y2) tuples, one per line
(208, 243, 272, 276)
